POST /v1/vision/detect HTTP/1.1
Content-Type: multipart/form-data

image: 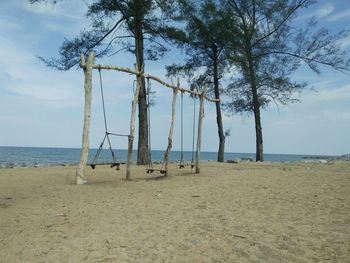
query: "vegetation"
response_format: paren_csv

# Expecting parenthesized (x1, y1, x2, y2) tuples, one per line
(223, 0, 350, 161)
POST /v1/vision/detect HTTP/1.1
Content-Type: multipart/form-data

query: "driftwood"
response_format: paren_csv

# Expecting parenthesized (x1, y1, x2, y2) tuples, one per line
(80, 63, 218, 103)
(126, 66, 141, 181)
(195, 85, 208, 174)
(76, 52, 94, 185)
(162, 82, 179, 175)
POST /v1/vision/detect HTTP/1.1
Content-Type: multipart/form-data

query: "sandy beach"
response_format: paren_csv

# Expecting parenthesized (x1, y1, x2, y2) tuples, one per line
(0, 161, 349, 262)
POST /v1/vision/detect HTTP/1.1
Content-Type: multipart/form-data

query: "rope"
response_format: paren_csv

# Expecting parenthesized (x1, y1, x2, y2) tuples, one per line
(90, 67, 125, 166)
(147, 77, 153, 170)
(106, 133, 116, 163)
(98, 67, 109, 133)
(180, 91, 184, 165)
(98, 67, 117, 162)
(191, 96, 196, 167)
(91, 134, 107, 164)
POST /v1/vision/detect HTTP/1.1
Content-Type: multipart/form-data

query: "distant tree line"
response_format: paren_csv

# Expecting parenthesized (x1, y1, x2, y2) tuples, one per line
(31, 0, 350, 162)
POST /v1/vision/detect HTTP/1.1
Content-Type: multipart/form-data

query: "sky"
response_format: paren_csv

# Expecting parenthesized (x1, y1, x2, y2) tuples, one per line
(0, 0, 349, 156)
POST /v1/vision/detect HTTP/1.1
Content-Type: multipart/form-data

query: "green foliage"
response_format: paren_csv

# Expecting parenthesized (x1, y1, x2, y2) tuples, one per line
(163, 0, 234, 94)
(223, 0, 350, 115)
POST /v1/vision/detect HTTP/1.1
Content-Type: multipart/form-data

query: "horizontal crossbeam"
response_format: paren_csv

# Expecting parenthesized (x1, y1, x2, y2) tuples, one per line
(80, 60, 219, 103)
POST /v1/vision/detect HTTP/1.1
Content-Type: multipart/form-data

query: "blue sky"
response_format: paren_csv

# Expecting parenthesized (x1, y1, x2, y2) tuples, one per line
(0, 0, 349, 156)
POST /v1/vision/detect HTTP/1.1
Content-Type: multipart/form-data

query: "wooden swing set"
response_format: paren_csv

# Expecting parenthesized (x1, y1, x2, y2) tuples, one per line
(75, 52, 219, 185)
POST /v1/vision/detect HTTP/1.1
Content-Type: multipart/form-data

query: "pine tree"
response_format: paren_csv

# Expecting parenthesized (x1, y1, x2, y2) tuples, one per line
(224, 0, 350, 161)
(162, 0, 233, 162)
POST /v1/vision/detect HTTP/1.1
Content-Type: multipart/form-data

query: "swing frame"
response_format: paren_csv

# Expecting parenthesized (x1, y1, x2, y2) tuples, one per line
(76, 52, 219, 184)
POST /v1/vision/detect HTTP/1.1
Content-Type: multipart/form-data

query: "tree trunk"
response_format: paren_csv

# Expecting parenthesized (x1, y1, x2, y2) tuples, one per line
(212, 45, 225, 162)
(76, 52, 94, 185)
(252, 92, 263, 162)
(246, 53, 264, 162)
(134, 15, 149, 165)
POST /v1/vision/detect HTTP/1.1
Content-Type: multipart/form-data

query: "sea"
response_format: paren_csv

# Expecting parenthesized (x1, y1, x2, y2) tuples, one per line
(0, 146, 332, 168)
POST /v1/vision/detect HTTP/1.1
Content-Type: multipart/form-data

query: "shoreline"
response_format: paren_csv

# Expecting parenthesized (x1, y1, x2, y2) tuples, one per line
(1, 156, 349, 169)
(1, 146, 347, 169)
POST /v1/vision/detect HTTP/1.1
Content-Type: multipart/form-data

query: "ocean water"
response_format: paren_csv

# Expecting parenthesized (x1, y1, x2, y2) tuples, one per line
(0, 146, 326, 168)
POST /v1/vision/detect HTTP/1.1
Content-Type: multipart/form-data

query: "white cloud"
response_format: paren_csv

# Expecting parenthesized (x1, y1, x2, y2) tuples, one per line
(337, 35, 350, 49)
(44, 21, 81, 36)
(314, 3, 335, 18)
(0, 37, 81, 106)
(303, 84, 350, 103)
(322, 110, 350, 121)
(327, 9, 350, 21)
(297, 3, 335, 20)
(308, 110, 350, 122)
(0, 15, 21, 32)
(20, 1, 86, 20)
(6, 1, 89, 37)
(276, 120, 295, 126)
(278, 83, 350, 130)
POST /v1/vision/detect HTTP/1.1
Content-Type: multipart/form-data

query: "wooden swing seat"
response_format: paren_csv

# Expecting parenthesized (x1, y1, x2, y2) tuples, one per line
(88, 162, 124, 170)
(146, 168, 167, 175)
(178, 163, 195, 169)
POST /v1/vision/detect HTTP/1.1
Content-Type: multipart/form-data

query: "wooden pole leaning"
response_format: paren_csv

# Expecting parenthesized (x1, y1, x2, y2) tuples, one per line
(76, 52, 95, 185)
(162, 80, 179, 175)
(126, 69, 141, 181)
(195, 85, 208, 174)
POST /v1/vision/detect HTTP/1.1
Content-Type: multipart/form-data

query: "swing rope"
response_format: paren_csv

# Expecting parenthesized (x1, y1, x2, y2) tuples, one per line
(178, 91, 196, 169)
(179, 91, 185, 168)
(99, 68, 117, 163)
(99, 67, 109, 133)
(147, 77, 153, 170)
(146, 77, 167, 174)
(89, 67, 127, 169)
(191, 96, 196, 169)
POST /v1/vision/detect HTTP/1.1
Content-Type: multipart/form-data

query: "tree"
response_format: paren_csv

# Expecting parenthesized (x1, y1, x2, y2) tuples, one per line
(30, 0, 171, 164)
(224, 0, 350, 161)
(163, 0, 233, 162)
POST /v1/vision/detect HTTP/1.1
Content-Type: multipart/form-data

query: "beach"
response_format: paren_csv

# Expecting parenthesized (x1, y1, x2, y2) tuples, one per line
(0, 161, 349, 262)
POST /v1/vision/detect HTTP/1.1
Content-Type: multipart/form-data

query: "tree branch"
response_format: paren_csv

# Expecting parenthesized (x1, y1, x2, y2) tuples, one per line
(84, 17, 126, 55)
(254, 50, 350, 72)
(255, 0, 310, 45)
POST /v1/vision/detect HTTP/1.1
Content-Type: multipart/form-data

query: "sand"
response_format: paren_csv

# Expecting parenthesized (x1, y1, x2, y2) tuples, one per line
(0, 161, 349, 262)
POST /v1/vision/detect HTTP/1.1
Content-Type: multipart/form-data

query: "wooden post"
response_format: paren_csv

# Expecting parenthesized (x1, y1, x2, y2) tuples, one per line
(76, 52, 95, 185)
(163, 81, 179, 175)
(126, 73, 141, 180)
(195, 85, 207, 174)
